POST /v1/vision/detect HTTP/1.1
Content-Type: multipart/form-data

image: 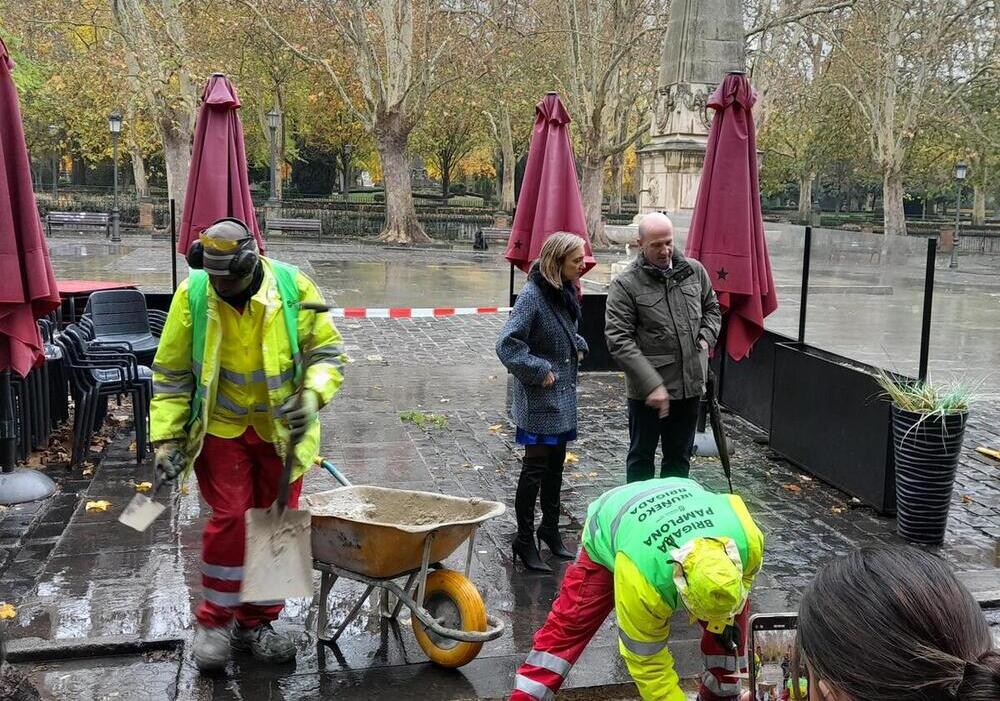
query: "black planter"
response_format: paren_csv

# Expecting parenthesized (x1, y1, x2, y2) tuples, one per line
(770, 343, 897, 514)
(891, 406, 967, 545)
(717, 330, 793, 432)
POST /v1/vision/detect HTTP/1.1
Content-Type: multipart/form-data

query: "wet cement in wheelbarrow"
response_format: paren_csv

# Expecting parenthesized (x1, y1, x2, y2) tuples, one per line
(305, 489, 487, 527)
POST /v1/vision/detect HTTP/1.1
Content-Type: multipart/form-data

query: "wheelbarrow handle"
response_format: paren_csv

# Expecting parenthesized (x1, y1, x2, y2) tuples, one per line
(318, 458, 352, 487)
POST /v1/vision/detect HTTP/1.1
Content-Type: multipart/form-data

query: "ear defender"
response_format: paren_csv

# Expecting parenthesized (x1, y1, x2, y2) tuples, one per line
(186, 218, 258, 275)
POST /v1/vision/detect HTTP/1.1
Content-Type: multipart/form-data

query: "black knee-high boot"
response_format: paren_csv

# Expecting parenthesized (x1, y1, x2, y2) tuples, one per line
(512, 453, 551, 572)
(536, 444, 574, 559)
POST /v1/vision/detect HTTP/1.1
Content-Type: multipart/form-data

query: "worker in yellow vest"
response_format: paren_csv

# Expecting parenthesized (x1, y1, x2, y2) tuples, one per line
(150, 218, 347, 672)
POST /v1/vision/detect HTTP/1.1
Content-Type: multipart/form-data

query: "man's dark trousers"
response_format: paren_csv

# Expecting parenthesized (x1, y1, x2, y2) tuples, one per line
(625, 397, 700, 482)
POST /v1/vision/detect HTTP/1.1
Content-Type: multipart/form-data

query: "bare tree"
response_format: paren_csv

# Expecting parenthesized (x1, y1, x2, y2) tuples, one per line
(811, 0, 997, 238)
(242, 0, 471, 243)
(550, 0, 667, 246)
(110, 0, 198, 213)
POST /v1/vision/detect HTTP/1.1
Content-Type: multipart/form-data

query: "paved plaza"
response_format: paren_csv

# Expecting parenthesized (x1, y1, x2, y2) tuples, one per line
(1, 232, 997, 700)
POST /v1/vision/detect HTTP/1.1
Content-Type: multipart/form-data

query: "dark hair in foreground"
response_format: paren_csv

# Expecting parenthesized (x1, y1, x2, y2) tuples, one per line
(792, 546, 999, 700)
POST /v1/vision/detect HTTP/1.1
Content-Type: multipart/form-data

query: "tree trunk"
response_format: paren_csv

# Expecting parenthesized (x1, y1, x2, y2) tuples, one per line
(580, 156, 608, 247)
(160, 115, 193, 216)
(375, 114, 429, 244)
(797, 173, 814, 223)
(881, 170, 907, 262)
(128, 143, 149, 199)
(440, 150, 451, 205)
(973, 183, 986, 226)
(499, 106, 516, 213)
(343, 148, 354, 196)
(609, 152, 624, 215)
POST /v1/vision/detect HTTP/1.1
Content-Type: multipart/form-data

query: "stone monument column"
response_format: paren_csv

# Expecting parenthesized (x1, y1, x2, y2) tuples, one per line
(637, 0, 745, 213)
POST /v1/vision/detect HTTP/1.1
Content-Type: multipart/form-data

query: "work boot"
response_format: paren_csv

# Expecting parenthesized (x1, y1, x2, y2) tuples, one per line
(513, 453, 551, 572)
(537, 445, 574, 560)
(231, 622, 297, 664)
(192, 624, 231, 672)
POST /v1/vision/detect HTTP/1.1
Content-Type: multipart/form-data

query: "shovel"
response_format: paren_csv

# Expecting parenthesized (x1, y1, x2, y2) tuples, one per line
(118, 478, 168, 532)
(241, 300, 331, 603)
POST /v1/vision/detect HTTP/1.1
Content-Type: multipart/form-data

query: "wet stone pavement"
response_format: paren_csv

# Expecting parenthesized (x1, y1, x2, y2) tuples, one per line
(0, 236, 998, 700)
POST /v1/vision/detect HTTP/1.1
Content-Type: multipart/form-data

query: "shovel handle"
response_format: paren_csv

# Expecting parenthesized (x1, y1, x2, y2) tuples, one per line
(274, 301, 332, 513)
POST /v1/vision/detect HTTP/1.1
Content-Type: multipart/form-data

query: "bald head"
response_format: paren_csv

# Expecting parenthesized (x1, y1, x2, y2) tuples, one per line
(637, 212, 674, 268)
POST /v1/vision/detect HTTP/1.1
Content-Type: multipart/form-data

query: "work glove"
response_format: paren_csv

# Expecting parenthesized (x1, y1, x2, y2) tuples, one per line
(280, 389, 321, 440)
(154, 441, 187, 484)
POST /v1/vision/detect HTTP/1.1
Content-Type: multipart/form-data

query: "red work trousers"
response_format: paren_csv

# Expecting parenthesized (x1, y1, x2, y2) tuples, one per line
(194, 428, 302, 629)
(510, 547, 750, 701)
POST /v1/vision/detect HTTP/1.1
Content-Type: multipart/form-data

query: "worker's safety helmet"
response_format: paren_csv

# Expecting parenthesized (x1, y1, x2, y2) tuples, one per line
(670, 537, 748, 633)
(186, 218, 259, 278)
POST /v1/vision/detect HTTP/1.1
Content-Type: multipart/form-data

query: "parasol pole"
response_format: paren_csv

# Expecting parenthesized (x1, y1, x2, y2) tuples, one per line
(170, 198, 178, 292)
(509, 263, 515, 307)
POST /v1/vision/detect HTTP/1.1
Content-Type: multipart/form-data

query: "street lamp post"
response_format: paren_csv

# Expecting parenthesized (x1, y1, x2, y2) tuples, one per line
(950, 161, 967, 269)
(108, 111, 123, 243)
(48, 124, 58, 199)
(267, 107, 281, 205)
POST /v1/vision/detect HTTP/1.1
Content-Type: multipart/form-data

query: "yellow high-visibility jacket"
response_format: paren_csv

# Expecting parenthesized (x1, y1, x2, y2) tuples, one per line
(150, 258, 346, 482)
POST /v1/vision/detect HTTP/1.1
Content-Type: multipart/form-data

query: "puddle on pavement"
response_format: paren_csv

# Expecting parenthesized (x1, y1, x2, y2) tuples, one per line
(311, 260, 521, 308)
(48, 243, 137, 257)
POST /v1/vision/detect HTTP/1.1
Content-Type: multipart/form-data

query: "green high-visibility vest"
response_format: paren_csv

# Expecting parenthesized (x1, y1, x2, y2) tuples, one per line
(185, 260, 301, 429)
(582, 478, 751, 609)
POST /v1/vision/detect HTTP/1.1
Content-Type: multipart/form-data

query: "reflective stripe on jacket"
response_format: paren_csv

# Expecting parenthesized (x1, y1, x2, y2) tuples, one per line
(150, 258, 347, 482)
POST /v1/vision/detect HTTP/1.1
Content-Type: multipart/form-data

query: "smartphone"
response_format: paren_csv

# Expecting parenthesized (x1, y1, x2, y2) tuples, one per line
(748, 613, 805, 701)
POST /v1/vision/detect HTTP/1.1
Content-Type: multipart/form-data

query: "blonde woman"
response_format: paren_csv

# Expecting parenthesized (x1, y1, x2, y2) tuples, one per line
(496, 233, 588, 572)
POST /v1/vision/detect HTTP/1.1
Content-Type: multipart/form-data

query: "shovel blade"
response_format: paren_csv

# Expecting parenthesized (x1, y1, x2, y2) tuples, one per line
(118, 493, 166, 532)
(241, 507, 313, 602)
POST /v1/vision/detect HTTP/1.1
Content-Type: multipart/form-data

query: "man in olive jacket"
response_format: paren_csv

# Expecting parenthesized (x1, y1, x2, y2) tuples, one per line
(606, 212, 721, 482)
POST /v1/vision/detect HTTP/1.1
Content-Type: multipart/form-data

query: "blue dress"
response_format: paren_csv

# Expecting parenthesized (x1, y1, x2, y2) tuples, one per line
(515, 427, 577, 446)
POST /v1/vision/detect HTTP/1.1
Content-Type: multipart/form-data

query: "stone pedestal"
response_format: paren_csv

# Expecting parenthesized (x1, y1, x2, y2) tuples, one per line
(637, 137, 708, 212)
(637, 0, 744, 214)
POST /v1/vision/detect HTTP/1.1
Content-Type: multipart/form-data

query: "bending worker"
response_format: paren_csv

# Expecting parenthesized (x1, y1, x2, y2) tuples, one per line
(510, 477, 764, 701)
(150, 218, 347, 672)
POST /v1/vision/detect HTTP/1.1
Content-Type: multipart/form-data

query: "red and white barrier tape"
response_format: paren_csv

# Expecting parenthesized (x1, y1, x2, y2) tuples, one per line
(330, 306, 512, 319)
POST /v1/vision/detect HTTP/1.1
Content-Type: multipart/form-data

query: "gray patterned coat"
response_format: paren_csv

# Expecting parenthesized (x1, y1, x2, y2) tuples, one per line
(496, 270, 589, 435)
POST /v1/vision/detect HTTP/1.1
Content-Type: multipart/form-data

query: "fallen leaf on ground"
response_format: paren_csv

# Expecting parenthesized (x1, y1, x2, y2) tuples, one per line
(797, 475, 813, 482)
(962, 495, 973, 504)
(85, 500, 112, 512)
(831, 506, 845, 514)
(0, 602, 16, 619)
(128, 442, 137, 452)
(565, 452, 580, 464)
(134, 481, 153, 493)
(488, 424, 503, 433)
(82, 464, 94, 477)
(180, 484, 190, 495)
(588, 472, 598, 477)
(782, 484, 802, 493)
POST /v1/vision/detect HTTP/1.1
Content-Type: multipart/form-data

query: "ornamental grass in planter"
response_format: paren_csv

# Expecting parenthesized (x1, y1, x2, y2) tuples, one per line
(876, 373, 972, 545)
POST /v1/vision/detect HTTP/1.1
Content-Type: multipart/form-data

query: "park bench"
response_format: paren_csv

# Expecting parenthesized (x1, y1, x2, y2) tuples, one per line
(828, 240, 882, 264)
(45, 211, 110, 238)
(474, 227, 510, 250)
(265, 217, 323, 241)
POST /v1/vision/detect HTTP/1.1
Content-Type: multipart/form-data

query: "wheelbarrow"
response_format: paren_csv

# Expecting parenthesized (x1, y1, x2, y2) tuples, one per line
(303, 459, 507, 668)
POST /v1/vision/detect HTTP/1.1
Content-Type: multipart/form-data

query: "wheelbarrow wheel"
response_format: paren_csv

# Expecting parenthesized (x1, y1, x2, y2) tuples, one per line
(412, 569, 487, 668)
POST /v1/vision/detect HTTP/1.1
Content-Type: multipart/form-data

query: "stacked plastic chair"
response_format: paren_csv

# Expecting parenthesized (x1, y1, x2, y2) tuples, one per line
(55, 324, 152, 466)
